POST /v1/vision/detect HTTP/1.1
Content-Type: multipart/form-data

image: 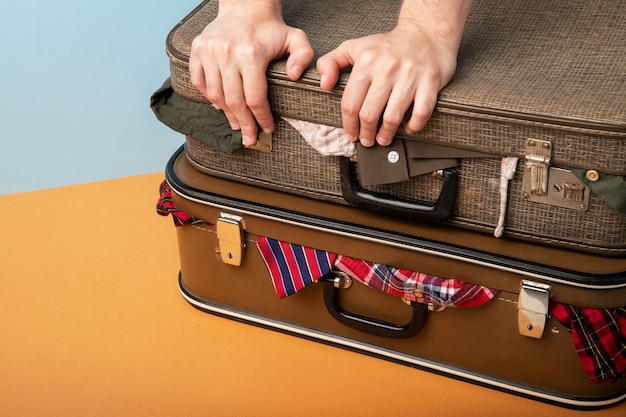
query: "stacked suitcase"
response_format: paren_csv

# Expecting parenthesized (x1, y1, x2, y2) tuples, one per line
(155, 0, 626, 409)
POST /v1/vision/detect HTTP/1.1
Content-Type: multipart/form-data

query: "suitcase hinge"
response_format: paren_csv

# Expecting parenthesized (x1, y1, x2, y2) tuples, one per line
(517, 280, 552, 339)
(216, 213, 246, 266)
(521, 139, 590, 211)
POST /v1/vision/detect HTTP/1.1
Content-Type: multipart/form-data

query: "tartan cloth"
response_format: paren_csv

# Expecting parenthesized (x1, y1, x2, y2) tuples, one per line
(256, 237, 497, 308)
(551, 302, 626, 384)
(334, 256, 498, 308)
(156, 180, 203, 227)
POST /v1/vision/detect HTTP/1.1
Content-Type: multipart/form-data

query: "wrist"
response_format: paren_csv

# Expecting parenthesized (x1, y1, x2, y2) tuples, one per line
(397, 0, 472, 48)
(218, 0, 283, 18)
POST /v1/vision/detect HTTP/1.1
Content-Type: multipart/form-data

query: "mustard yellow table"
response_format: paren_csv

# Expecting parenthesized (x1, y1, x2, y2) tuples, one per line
(1, 173, 624, 416)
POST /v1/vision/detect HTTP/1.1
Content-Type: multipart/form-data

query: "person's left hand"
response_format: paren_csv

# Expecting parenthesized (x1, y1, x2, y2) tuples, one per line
(316, 25, 459, 147)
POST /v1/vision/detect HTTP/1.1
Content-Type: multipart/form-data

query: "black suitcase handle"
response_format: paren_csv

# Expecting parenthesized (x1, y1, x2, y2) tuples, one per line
(340, 157, 457, 222)
(320, 274, 427, 339)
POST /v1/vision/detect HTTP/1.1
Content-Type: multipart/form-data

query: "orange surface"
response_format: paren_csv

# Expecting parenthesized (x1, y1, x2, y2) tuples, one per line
(1, 173, 624, 417)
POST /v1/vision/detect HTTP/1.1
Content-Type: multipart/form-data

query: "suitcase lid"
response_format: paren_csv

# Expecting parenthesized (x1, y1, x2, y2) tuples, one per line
(167, 0, 626, 173)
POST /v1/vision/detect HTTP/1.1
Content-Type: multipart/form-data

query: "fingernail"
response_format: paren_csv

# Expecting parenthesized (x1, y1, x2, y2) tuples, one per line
(377, 136, 390, 146)
(360, 138, 374, 147)
(242, 135, 254, 146)
(291, 65, 304, 78)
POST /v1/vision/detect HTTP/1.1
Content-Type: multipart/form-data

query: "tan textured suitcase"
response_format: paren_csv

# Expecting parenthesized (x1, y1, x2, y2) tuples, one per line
(159, 0, 626, 255)
(160, 146, 626, 410)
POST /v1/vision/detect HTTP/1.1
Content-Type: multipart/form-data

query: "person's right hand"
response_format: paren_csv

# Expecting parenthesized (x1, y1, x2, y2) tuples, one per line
(189, 1, 314, 146)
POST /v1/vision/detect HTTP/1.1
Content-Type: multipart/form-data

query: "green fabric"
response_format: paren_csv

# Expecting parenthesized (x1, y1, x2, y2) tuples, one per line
(150, 78, 242, 154)
(571, 168, 626, 214)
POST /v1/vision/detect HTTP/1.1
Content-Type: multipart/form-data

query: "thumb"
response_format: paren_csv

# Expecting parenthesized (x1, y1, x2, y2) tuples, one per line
(316, 44, 353, 90)
(285, 29, 315, 80)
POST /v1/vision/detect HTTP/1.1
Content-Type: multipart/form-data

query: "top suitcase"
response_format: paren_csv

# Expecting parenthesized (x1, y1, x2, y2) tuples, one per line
(162, 0, 626, 254)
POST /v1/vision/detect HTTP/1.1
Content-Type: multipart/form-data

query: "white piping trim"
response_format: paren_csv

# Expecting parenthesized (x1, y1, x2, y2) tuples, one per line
(179, 287, 626, 409)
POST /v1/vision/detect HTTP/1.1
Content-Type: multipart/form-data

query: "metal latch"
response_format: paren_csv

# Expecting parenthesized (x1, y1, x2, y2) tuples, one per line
(518, 280, 552, 338)
(521, 139, 590, 211)
(216, 213, 246, 266)
(245, 132, 272, 152)
(523, 139, 552, 197)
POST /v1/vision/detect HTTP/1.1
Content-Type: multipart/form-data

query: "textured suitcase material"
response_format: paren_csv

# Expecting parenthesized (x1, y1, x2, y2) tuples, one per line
(164, 0, 626, 255)
(163, 146, 626, 409)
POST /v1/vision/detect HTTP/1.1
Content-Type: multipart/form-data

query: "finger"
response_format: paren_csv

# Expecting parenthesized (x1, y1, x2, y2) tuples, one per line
(376, 85, 415, 146)
(241, 64, 274, 137)
(405, 85, 438, 134)
(188, 53, 208, 98)
(317, 41, 354, 90)
(357, 82, 391, 147)
(285, 28, 315, 80)
(221, 70, 259, 145)
(403, 67, 442, 133)
(340, 73, 371, 144)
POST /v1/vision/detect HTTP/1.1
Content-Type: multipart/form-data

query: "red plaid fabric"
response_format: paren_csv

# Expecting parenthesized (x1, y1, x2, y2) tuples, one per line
(156, 180, 203, 227)
(334, 255, 498, 308)
(551, 302, 626, 384)
(255, 237, 497, 308)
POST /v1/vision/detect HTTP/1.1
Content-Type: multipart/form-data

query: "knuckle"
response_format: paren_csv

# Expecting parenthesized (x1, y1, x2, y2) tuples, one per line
(341, 102, 360, 118)
(224, 96, 246, 111)
(382, 112, 403, 127)
(359, 109, 379, 125)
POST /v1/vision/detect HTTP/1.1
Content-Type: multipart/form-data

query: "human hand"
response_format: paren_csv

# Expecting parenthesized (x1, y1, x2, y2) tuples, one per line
(316, 28, 459, 147)
(189, 1, 314, 146)
(317, 0, 472, 147)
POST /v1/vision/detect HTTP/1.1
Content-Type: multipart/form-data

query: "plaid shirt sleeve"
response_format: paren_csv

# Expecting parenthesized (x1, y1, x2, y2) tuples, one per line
(156, 180, 203, 227)
(551, 302, 626, 384)
(255, 237, 497, 308)
(334, 255, 498, 308)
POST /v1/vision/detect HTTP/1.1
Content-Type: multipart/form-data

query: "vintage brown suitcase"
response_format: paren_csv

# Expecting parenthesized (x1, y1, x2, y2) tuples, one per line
(162, 0, 626, 255)
(161, 146, 626, 409)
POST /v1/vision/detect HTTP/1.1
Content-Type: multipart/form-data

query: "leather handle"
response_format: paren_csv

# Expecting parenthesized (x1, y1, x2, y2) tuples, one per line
(340, 157, 457, 222)
(320, 275, 427, 339)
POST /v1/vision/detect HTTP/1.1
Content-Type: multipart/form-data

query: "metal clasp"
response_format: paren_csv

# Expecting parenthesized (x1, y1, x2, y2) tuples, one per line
(523, 139, 552, 197)
(518, 280, 552, 338)
(522, 138, 589, 211)
(216, 213, 246, 266)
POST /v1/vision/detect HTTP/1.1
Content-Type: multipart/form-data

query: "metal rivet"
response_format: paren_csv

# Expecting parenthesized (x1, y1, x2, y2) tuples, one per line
(413, 289, 424, 298)
(528, 140, 536, 147)
(387, 151, 400, 164)
(553, 184, 563, 193)
(551, 326, 560, 334)
(527, 324, 534, 331)
(586, 170, 600, 182)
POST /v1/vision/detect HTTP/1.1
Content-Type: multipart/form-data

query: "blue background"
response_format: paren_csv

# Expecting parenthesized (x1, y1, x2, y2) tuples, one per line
(0, 0, 199, 195)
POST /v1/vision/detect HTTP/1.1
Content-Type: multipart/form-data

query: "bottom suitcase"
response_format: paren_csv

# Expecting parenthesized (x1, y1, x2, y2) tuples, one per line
(160, 146, 626, 409)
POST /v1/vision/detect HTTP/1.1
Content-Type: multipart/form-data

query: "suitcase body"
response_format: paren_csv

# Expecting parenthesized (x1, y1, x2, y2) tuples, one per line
(163, 146, 626, 409)
(163, 0, 626, 255)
